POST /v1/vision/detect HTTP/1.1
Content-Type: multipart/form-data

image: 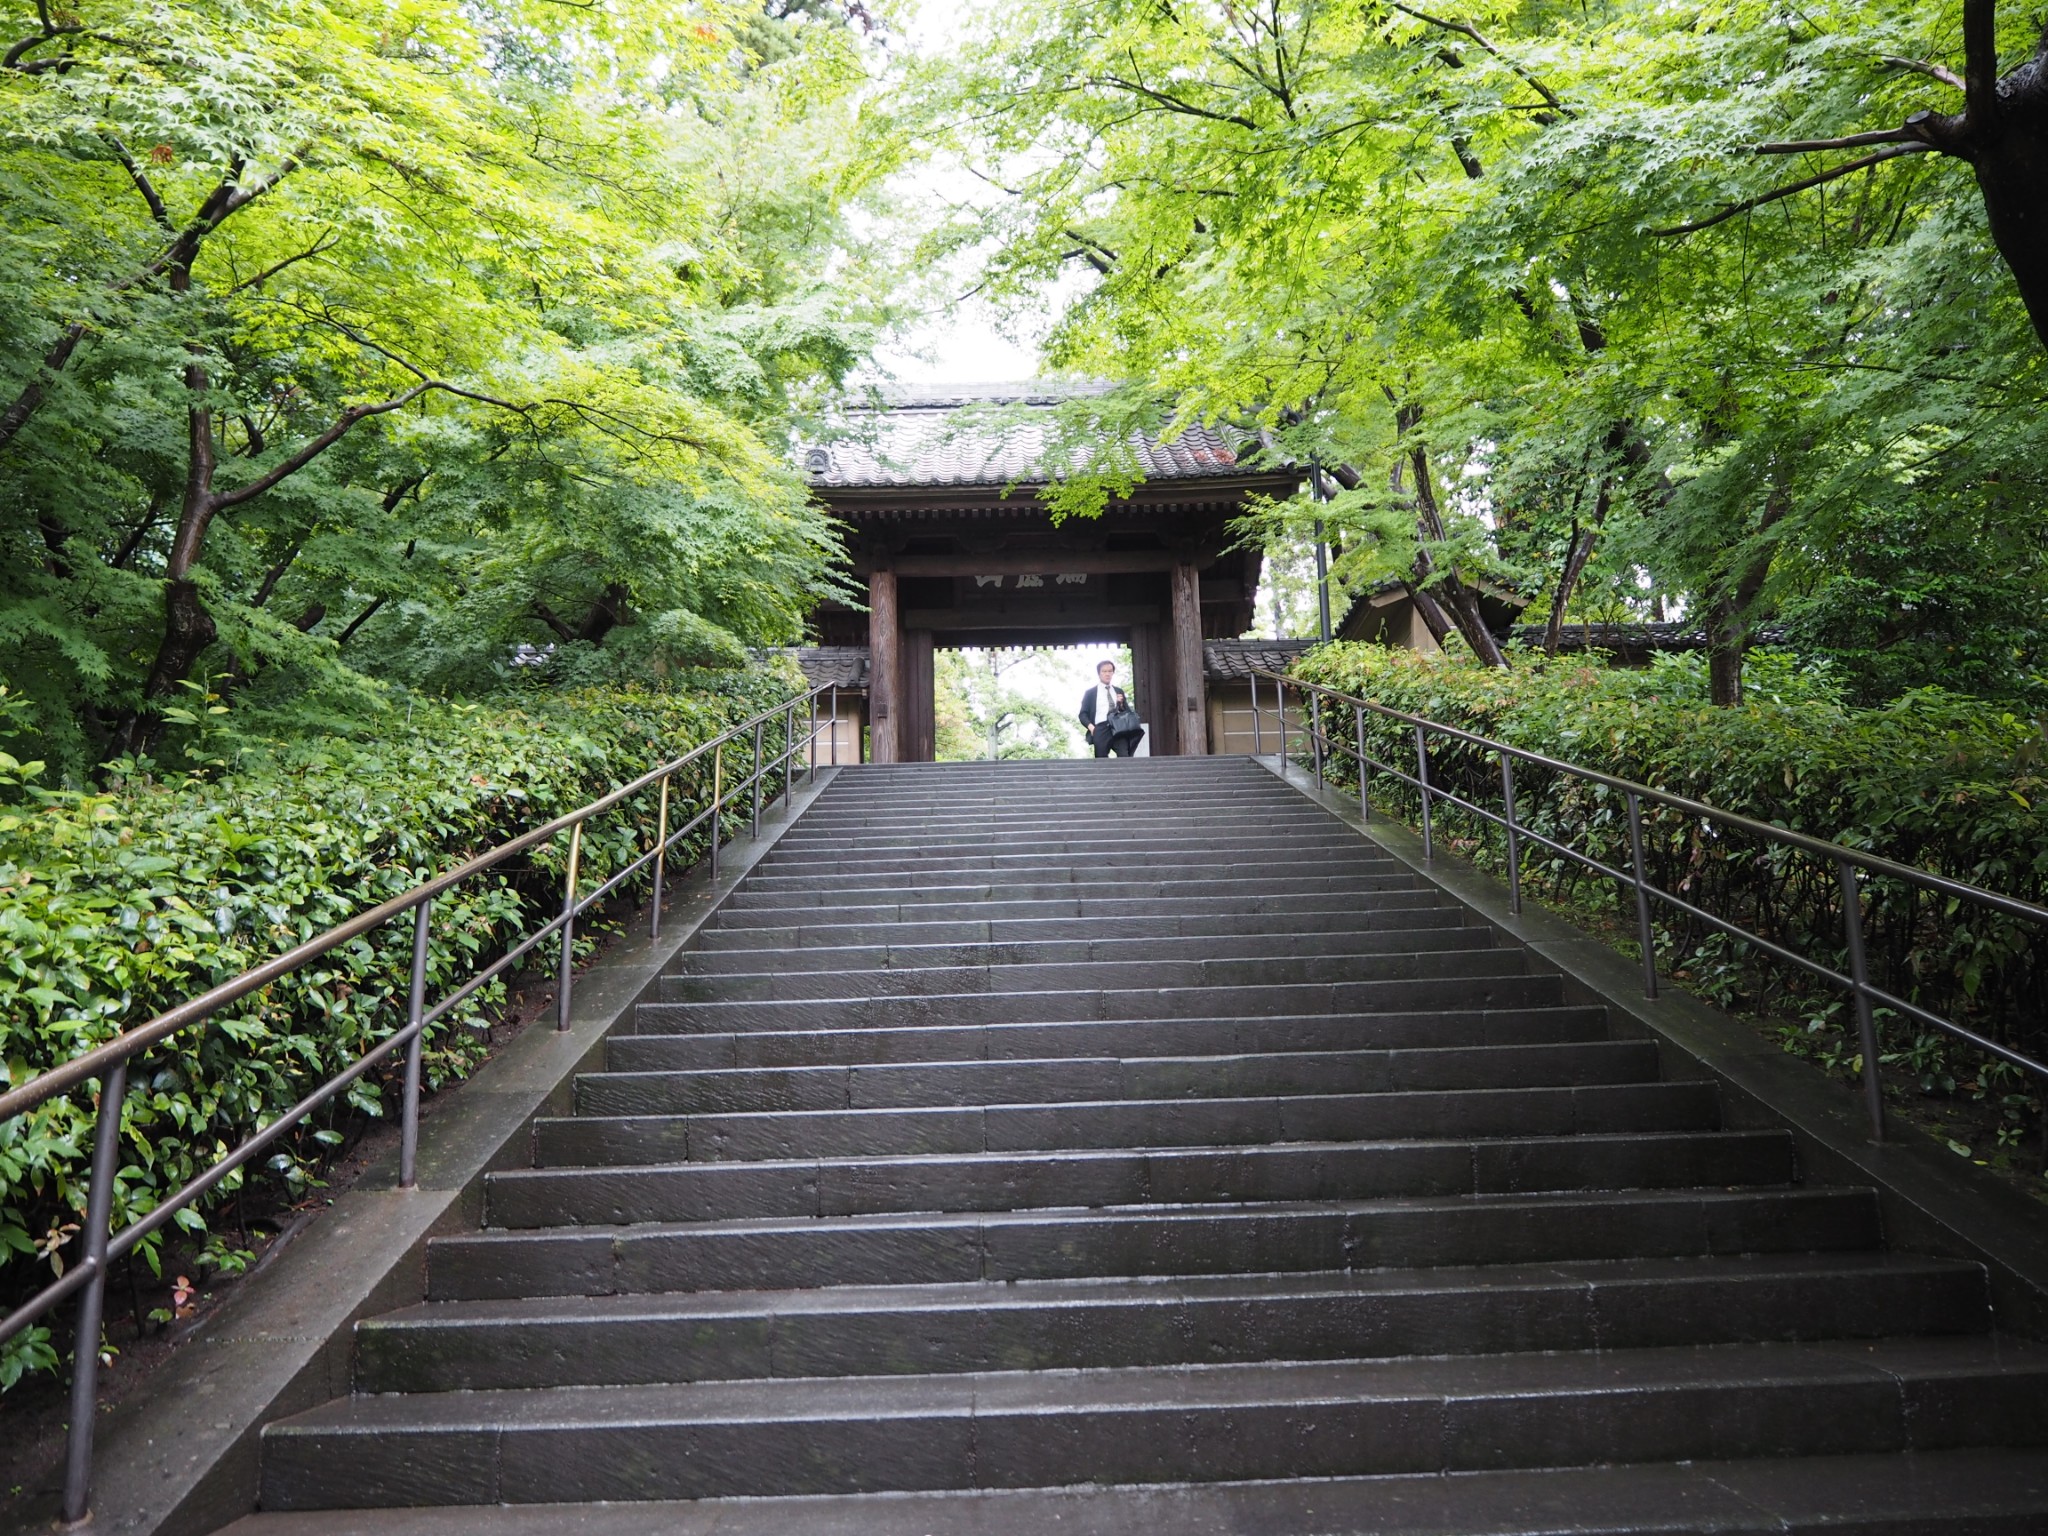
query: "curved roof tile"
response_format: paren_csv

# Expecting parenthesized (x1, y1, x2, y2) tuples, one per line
(802, 384, 1251, 490)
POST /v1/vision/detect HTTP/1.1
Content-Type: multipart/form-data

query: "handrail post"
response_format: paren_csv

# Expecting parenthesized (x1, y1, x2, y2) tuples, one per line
(1625, 791, 1658, 998)
(59, 1057, 127, 1527)
(776, 705, 790, 812)
(1355, 704, 1370, 823)
(1500, 753, 1521, 916)
(649, 773, 671, 941)
(555, 821, 582, 1032)
(399, 898, 433, 1188)
(1838, 858, 1887, 1142)
(1250, 671, 1264, 756)
(751, 719, 763, 839)
(1310, 692, 1324, 792)
(806, 692, 817, 785)
(710, 743, 723, 883)
(1276, 679, 1287, 765)
(1413, 724, 1433, 861)
(829, 685, 838, 766)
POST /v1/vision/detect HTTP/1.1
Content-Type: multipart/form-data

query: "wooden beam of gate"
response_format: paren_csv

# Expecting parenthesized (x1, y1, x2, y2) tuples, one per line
(853, 551, 1208, 577)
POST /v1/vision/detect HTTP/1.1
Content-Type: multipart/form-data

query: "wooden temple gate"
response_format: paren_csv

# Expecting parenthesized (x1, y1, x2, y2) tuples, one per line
(799, 386, 1300, 762)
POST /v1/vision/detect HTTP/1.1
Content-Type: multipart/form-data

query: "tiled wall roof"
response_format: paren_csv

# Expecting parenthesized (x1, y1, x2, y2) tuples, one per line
(801, 384, 1253, 490)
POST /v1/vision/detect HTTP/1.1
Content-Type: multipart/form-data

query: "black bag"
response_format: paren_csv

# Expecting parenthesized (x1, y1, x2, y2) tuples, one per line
(1107, 703, 1143, 738)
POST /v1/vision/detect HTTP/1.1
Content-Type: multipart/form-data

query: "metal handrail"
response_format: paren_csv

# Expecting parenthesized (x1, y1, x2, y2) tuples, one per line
(1247, 666, 2048, 1140)
(0, 678, 846, 1526)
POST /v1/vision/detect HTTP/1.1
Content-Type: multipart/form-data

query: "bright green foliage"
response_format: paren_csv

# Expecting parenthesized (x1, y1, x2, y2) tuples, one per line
(902, 0, 2048, 698)
(1293, 642, 2048, 1100)
(935, 648, 1090, 761)
(1, 0, 883, 774)
(0, 666, 800, 1388)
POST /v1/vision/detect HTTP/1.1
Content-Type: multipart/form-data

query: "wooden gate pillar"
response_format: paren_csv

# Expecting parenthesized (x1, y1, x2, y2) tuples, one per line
(868, 568, 901, 763)
(903, 629, 935, 762)
(1170, 561, 1208, 755)
(1130, 623, 1172, 756)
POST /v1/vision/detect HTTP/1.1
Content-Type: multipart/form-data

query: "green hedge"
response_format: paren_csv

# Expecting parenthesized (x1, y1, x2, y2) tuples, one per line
(1291, 644, 2048, 1111)
(0, 667, 802, 1387)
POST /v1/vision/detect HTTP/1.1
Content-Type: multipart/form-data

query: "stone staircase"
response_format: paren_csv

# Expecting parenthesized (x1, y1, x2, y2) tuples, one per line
(241, 757, 2048, 1532)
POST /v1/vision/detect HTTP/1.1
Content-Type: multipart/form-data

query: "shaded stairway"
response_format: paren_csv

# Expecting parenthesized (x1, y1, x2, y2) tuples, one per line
(246, 757, 2048, 1532)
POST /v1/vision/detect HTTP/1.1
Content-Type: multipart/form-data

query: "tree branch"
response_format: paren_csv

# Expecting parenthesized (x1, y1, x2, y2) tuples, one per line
(333, 596, 386, 645)
(103, 137, 174, 231)
(1653, 143, 1932, 235)
(1882, 54, 1966, 91)
(1754, 127, 1921, 153)
(0, 152, 300, 454)
(225, 229, 338, 294)
(1383, 0, 1567, 115)
(211, 382, 477, 511)
(531, 601, 577, 644)
(1087, 74, 1259, 129)
(3, 0, 78, 70)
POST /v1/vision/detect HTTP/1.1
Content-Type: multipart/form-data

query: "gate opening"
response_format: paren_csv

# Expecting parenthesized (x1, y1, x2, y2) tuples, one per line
(935, 645, 1145, 761)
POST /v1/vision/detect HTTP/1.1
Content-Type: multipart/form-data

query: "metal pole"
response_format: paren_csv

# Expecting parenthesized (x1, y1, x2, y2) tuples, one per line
(710, 743, 723, 883)
(1310, 692, 1324, 793)
(1250, 671, 1264, 757)
(1314, 521, 1332, 645)
(751, 719, 763, 839)
(806, 693, 817, 785)
(1500, 754, 1521, 916)
(1276, 679, 1288, 765)
(829, 685, 839, 767)
(59, 1057, 127, 1527)
(399, 898, 432, 1188)
(555, 821, 582, 1032)
(778, 705, 793, 812)
(1838, 858, 1887, 1142)
(1355, 705, 1370, 824)
(1414, 724, 1433, 861)
(1626, 791, 1658, 999)
(649, 773, 671, 941)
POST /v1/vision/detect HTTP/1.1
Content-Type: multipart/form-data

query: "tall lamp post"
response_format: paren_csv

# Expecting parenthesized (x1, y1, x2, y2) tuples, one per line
(1310, 465, 1334, 644)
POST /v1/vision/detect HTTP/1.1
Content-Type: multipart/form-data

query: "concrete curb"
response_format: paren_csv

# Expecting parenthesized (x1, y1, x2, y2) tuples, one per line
(66, 766, 842, 1536)
(1257, 754, 2048, 1339)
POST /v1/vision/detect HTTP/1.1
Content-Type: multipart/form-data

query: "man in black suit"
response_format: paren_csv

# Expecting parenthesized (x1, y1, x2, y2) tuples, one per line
(1078, 658, 1133, 757)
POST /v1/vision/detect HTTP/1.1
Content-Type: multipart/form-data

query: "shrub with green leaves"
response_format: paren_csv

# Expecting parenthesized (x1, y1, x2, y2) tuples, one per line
(0, 667, 801, 1388)
(1293, 643, 2048, 1103)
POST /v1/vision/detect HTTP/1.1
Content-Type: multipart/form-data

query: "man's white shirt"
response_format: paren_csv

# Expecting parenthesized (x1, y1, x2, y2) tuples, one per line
(1094, 684, 1117, 725)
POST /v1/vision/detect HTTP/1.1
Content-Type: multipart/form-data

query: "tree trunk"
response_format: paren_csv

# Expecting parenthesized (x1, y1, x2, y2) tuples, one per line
(0, 323, 89, 454)
(576, 582, 632, 644)
(1408, 443, 1508, 667)
(1542, 424, 1631, 655)
(1707, 594, 1748, 707)
(1967, 32, 2048, 347)
(119, 349, 221, 754)
(1704, 465, 1794, 707)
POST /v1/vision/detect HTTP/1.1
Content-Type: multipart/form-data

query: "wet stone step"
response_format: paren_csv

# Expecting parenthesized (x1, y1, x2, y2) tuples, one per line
(425, 1185, 1868, 1301)
(717, 874, 1433, 907)
(493, 1128, 1796, 1222)
(602, 1005, 1617, 1073)
(630, 972, 1564, 1033)
(569, 1041, 1662, 1119)
(531, 1081, 1718, 1167)
(707, 890, 1456, 926)
(262, 1336, 2048, 1508)
(657, 946, 1520, 1004)
(692, 905, 1462, 949)
(353, 1254, 1989, 1393)
(214, 1448, 2048, 1536)
(673, 926, 1490, 974)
